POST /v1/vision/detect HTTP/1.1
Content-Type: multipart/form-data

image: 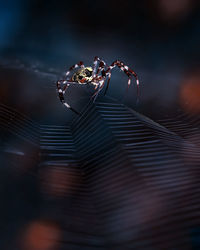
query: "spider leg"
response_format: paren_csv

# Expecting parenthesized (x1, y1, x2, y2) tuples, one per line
(92, 56, 98, 75)
(127, 67, 140, 98)
(56, 60, 85, 115)
(56, 80, 81, 115)
(92, 83, 104, 102)
(91, 85, 100, 101)
(104, 72, 111, 96)
(91, 73, 106, 102)
(104, 60, 139, 97)
(92, 56, 107, 77)
(65, 61, 84, 77)
(90, 57, 108, 100)
(91, 56, 108, 94)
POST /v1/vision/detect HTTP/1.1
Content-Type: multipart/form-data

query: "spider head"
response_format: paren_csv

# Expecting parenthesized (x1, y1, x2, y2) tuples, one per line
(72, 67, 93, 84)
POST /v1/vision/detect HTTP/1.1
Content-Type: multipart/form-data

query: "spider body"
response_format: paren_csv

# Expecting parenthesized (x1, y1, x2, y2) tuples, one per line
(56, 57, 139, 115)
(72, 67, 93, 84)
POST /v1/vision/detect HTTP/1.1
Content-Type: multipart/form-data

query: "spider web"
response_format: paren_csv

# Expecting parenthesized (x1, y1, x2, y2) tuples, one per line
(0, 59, 200, 249)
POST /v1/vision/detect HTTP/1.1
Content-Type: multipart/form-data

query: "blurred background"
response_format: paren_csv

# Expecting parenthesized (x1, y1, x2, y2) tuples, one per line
(0, 0, 200, 249)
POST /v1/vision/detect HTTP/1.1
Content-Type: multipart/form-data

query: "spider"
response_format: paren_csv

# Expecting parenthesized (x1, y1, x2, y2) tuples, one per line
(56, 56, 139, 115)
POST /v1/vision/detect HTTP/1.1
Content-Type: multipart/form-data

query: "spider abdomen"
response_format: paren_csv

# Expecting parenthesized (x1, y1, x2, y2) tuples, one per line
(72, 67, 93, 84)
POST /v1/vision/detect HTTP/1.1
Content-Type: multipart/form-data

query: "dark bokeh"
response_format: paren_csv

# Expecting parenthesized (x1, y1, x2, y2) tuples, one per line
(0, 1, 200, 249)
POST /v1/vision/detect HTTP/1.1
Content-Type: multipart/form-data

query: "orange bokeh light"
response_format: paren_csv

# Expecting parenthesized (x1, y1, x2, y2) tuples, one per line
(21, 220, 61, 250)
(157, 0, 195, 22)
(40, 166, 79, 198)
(179, 73, 200, 114)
